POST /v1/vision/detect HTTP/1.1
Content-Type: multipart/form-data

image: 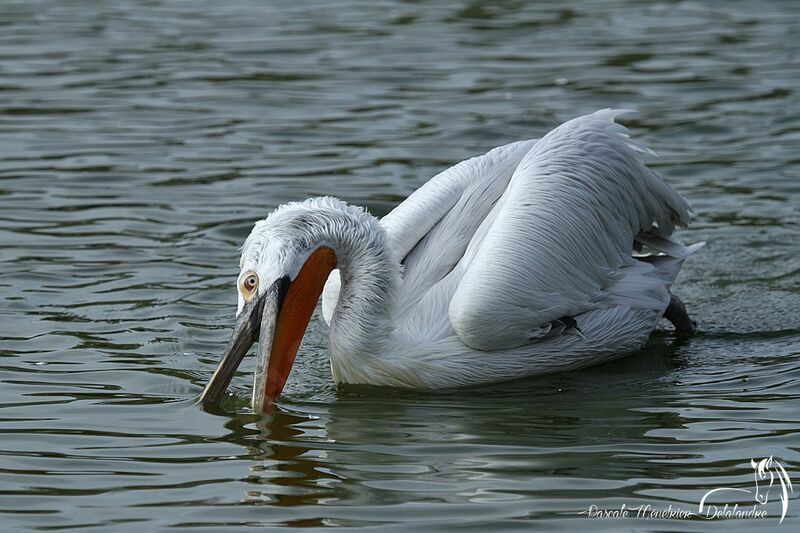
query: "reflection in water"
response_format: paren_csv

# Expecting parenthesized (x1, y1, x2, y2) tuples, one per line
(244, 411, 338, 511)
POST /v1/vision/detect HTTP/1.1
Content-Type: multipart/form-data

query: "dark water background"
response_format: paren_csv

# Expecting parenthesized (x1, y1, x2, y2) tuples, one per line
(1, 1, 799, 530)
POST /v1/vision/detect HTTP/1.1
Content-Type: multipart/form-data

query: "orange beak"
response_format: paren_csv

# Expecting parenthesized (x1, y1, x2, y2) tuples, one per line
(253, 246, 337, 411)
(200, 246, 337, 413)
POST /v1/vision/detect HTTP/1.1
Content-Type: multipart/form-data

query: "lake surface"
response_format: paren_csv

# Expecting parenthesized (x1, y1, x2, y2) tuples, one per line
(1, 0, 799, 530)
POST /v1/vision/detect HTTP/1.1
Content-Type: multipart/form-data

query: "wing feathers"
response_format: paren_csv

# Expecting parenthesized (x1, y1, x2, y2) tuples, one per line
(381, 140, 535, 262)
(449, 110, 694, 350)
(384, 140, 536, 314)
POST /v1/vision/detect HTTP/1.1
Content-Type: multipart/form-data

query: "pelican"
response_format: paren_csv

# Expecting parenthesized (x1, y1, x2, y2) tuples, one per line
(201, 109, 703, 412)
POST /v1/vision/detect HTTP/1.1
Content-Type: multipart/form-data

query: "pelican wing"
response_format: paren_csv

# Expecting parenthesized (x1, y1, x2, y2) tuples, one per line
(381, 139, 535, 261)
(446, 109, 692, 350)
(321, 140, 535, 325)
(381, 139, 537, 313)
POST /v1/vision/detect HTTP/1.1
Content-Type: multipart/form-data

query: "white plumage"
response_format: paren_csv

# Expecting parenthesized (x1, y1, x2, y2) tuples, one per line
(237, 110, 703, 391)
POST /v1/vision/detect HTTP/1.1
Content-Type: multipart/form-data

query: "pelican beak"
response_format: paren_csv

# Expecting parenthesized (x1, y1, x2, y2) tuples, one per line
(200, 247, 336, 413)
(252, 246, 336, 412)
(199, 277, 289, 406)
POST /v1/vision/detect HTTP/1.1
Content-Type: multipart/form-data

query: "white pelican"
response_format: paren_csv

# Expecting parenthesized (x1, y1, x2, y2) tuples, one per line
(201, 109, 703, 412)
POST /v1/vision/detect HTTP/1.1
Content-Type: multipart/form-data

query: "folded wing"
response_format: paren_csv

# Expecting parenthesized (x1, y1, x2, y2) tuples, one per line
(448, 109, 691, 350)
(321, 139, 536, 325)
(381, 139, 537, 316)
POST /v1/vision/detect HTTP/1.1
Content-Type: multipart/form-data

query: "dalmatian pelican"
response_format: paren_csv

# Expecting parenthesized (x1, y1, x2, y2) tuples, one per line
(200, 109, 703, 412)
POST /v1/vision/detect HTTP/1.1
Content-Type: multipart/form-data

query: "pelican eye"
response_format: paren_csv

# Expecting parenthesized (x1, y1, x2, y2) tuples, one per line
(241, 272, 259, 300)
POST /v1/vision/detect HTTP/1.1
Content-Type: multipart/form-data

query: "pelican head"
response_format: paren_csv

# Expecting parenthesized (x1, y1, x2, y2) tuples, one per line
(200, 199, 346, 412)
(199, 196, 397, 412)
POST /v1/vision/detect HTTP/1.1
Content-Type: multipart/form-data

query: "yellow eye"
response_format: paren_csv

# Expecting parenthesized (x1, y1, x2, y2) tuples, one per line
(241, 272, 259, 300)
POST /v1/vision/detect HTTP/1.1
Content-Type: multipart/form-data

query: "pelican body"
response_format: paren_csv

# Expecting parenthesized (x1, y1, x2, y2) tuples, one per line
(201, 110, 703, 412)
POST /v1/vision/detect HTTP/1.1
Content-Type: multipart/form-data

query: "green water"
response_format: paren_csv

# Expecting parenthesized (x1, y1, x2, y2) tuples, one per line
(1, 1, 799, 530)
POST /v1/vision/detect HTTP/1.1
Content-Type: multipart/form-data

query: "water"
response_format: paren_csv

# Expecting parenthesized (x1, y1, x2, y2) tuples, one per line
(1, 0, 799, 530)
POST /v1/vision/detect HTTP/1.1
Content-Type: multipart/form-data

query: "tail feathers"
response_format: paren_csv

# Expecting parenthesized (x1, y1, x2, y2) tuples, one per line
(602, 260, 675, 311)
(635, 231, 705, 259)
(601, 234, 703, 312)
